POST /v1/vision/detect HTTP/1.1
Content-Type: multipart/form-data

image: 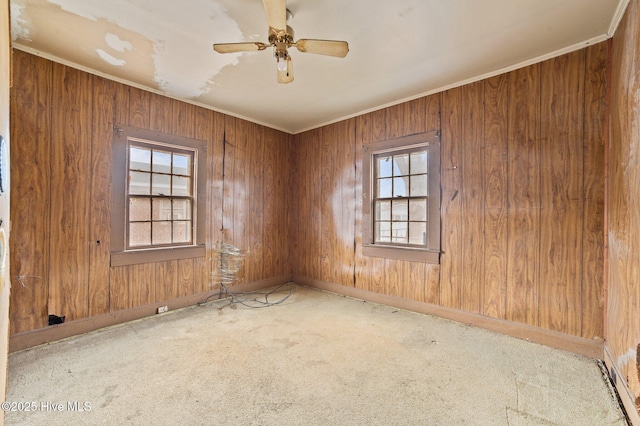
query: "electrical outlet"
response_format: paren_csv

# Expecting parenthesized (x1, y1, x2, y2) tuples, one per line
(157, 305, 168, 314)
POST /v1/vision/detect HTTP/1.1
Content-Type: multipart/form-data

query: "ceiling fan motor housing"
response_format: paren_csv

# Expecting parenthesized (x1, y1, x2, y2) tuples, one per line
(269, 25, 294, 60)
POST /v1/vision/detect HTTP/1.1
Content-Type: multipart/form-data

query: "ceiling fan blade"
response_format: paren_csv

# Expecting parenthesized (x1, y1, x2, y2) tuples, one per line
(277, 58, 294, 84)
(294, 39, 349, 58)
(262, 0, 287, 33)
(213, 42, 268, 54)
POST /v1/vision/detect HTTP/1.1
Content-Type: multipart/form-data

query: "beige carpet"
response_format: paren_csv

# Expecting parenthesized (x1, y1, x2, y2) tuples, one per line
(4, 285, 627, 425)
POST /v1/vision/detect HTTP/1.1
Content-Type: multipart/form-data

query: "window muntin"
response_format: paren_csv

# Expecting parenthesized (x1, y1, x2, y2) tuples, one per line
(126, 140, 195, 250)
(373, 147, 429, 247)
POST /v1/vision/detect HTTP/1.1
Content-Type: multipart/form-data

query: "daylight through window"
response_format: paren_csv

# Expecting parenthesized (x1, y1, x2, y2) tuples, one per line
(127, 140, 195, 249)
(374, 148, 429, 246)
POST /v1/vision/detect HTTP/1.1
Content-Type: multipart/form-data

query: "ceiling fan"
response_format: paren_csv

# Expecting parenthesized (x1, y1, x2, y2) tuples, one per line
(213, 0, 349, 84)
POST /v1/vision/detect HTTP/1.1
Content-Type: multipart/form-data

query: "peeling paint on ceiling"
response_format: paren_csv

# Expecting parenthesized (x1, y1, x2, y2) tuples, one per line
(9, 3, 29, 41)
(10, 0, 628, 133)
(105, 33, 132, 53)
(96, 48, 126, 66)
(42, 0, 243, 98)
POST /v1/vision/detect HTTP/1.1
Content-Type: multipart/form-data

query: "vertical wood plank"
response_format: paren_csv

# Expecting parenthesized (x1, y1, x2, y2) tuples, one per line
(354, 114, 368, 291)
(309, 130, 323, 280)
(128, 87, 150, 129)
(109, 266, 128, 312)
(506, 65, 541, 327)
(404, 261, 426, 302)
(384, 259, 404, 298)
(385, 104, 403, 139)
(483, 74, 509, 320)
(155, 260, 178, 302)
(404, 98, 427, 135)
(425, 93, 441, 133)
(222, 116, 236, 246)
(235, 119, 248, 282)
(149, 95, 173, 133)
(581, 42, 607, 340)
(263, 128, 277, 279)
(177, 258, 195, 298)
(88, 75, 114, 316)
(539, 51, 585, 336)
(247, 123, 262, 281)
(113, 83, 130, 127)
(128, 263, 155, 308)
(195, 107, 218, 293)
(340, 119, 357, 287)
(172, 100, 196, 138)
(320, 127, 332, 282)
(460, 81, 485, 314)
(371, 108, 386, 142)
(48, 63, 92, 321)
(425, 264, 440, 305)
(440, 89, 463, 310)
(9, 52, 52, 334)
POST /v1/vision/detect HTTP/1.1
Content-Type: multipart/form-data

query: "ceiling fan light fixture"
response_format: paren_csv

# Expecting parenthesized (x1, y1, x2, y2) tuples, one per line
(212, 0, 348, 84)
(277, 56, 288, 71)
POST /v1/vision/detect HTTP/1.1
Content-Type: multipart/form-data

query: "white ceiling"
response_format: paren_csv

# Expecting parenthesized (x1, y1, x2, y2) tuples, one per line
(10, 0, 628, 134)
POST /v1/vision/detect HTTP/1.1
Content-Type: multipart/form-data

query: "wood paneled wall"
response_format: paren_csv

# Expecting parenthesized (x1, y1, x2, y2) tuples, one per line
(9, 50, 292, 335)
(292, 43, 608, 340)
(608, 0, 640, 412)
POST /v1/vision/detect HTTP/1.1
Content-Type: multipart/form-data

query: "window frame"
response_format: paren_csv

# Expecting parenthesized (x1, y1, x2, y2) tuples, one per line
(362, 131, 441, 263)
(111, 125, 206, 267)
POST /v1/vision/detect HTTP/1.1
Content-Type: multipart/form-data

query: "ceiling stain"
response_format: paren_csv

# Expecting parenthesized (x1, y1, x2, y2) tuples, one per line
(17, 0, 245, 99)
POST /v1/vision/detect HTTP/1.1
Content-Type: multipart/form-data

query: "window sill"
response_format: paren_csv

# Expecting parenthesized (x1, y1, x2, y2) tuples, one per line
(362, 244, 440, 264)
(110, 245, 206, 267)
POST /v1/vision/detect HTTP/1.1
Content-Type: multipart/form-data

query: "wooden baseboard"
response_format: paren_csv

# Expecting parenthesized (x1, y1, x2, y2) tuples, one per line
(9, 275, 293, 353)
(294, 275, 604, 359)
(604, 346, 640, 425)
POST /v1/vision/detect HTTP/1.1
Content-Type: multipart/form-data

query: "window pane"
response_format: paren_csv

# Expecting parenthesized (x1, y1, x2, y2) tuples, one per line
(173, 199, 191, 220)
(393, 176, 409, 197)
(129, 197, 150, 221)
(391, 199, 408, 221)
(130, 147, 151, 172)
(391, 222, 408, 243)
(129, 222, 151, 247)
(172, 176, 190, 197)
(377, 178, 392, 198)
(410, 174, 428, 197)
(377, 156, 392, 178)
(375, 221, 391, 243)
(410, 151, 428, 174)
(173, 221, 192, 244)
(173, 153, 191, 176)
(152, 198, 172, 221)
(152, 174, 171, 196)
(153, 150, 172, 174)
(375, 200, 391, 221)
(152, 221, 172, 245)
(409, 199, 427, 221)
(409, 222, 427, 245)
(393, 154, 409, 176)
(129, 171, 150, 195)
